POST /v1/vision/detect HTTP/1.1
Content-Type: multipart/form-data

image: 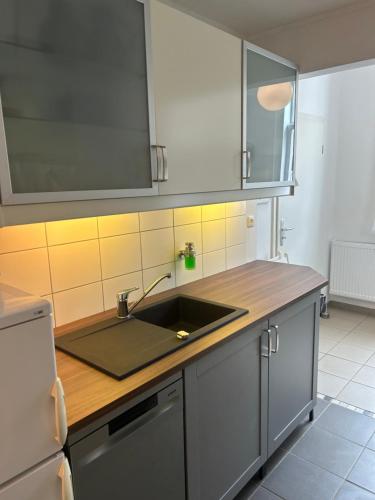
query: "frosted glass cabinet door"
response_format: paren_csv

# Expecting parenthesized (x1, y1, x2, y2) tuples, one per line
(0, 0, 158, 204)
(242, 42, 298, 189)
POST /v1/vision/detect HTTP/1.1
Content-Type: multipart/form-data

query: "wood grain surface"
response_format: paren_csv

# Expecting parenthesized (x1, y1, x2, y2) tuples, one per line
(55, 260, 327, 431)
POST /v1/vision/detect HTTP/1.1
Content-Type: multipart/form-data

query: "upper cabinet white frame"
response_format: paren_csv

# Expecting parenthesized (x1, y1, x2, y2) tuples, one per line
(242, 41, 299, 190)
(0, 0, 159, 205)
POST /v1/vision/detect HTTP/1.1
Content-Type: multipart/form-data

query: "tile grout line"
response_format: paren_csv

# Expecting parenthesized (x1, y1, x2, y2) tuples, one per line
(95, 217, 105, 313)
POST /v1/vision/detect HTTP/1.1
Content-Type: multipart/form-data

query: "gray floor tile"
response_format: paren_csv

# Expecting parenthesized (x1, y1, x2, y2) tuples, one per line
(315, 397, 331, 417)
(250, 487, 282, 500)
(280, 416, 312, 451)
(263, 454, 343, 500)
(336, 481, 375, 499)
(235, 478, 261, 500)
(367, 433, 375, 451)
(265, 446, 289, 474)
(348, 449, 375, 493)
(291, 426, 363, 477)
(315, 403, 375, 445)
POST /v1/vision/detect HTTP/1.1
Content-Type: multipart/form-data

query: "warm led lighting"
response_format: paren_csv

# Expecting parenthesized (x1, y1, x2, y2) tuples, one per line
(257, 82, 293, 111)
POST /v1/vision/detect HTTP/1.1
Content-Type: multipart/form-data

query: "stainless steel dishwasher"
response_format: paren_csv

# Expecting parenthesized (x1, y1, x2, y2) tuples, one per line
(69, 379, 185, 500)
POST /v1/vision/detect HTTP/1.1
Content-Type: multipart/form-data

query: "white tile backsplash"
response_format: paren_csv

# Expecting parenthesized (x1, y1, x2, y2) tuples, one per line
(0, 201, 259, 327)
(202, 219, 226, 253)
(226, 215, 247, 247)
(48, 240, 102, 292)
(201, 203, 226, 222)
(0, 248, 51, 296)
(46, 218, 98, 246)
(174, 206, 201, 226)
(226, 244, 247, 269)
(141, 227, 175, 269)
(53, 282, 104, 326)
(203, 249, 226, 277)
(97, 213, 139, 238)
(139, 210, 173, 231)
(225, 201, 246, 218)
(100, 233, 142, 279)
(0, 223, 46, 254)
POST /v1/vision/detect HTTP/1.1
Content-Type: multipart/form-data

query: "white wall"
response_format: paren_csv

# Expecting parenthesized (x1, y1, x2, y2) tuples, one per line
(278, 73, 338, 278)
(332, 65, 375, 243)
(279, 64, 375, 283)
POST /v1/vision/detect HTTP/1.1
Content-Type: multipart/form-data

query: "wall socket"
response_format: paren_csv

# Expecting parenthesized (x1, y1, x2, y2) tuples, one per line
(246, 215, 255, 228)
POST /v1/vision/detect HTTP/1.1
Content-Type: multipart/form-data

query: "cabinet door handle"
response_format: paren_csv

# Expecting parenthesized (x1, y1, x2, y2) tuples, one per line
(262, 328, 272, 358)
(160, 145, 168, 181)
(242, 150, 252, 179)
(270, 324, 279, 353)
(152, 145, 168, 182)
(152, 145, 162, 182)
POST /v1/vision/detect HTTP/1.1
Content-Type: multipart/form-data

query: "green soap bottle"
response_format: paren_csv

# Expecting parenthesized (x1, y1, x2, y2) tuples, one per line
(184, 242, 196, 270)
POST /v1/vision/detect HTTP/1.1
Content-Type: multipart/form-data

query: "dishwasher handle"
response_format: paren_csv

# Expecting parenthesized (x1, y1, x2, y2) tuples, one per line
(109, 394, 158, 435)
(108, 381, 182, 438)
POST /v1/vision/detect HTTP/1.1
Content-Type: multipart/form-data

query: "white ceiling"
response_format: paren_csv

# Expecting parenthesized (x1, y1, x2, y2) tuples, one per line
(158, 0, 363, 38)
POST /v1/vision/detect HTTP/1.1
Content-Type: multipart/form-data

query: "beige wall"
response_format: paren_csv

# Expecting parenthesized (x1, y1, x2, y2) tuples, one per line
(0, 202, 259, 327)
(251, 1, 375, 74)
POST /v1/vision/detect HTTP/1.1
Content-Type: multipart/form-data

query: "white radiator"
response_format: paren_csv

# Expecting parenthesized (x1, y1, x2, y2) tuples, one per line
(330, 240, 375, 302)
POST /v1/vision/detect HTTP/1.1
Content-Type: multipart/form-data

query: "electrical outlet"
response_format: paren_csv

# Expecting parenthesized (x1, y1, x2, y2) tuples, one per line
(246, 215, 255, 228)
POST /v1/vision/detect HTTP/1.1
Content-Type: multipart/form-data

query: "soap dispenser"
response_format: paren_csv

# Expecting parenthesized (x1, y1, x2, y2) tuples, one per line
(178, 242, 196, 270)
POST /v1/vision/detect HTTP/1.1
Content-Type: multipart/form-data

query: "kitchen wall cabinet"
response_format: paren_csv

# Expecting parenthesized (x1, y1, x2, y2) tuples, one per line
(0, 0, 159, 204)
(150, 0, 242, 195)
(242, 42, 298, 189)
(185, 292, 320, 499)
(0, 0, 295, 226)
(184, 322, 268, 500)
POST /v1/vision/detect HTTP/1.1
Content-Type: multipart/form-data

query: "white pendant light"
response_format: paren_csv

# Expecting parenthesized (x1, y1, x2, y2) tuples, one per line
(257, 82, 293, 111)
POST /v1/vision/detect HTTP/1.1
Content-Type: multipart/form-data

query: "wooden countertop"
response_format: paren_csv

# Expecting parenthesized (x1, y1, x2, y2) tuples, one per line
(55, 260, 327, 431)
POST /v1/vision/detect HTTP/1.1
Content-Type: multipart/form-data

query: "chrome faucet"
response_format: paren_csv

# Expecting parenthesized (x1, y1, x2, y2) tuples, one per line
(116, 273, 172, 319)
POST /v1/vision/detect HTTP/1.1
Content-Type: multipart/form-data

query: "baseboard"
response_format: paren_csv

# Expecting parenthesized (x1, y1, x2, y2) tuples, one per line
(329, 295, 375, 316)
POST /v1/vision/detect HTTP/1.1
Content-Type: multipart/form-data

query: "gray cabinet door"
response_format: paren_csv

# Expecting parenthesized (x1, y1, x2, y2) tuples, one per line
(242, 42, 297, 190)
(185, 323, 268, 500)
(267, 292, 320, 456)
(0, 0, 159, 204)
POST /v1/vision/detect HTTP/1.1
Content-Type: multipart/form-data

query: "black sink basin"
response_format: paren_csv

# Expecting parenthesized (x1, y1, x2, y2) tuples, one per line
(55, 294, 247, 380)
(133, 295, 243, 336)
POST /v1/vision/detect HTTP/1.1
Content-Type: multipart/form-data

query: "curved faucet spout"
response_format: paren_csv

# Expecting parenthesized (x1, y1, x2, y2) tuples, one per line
(117, 272, 172, 319)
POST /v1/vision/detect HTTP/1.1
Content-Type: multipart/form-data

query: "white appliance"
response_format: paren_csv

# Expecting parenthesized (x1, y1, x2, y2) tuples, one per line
(0, 283, 74, 500)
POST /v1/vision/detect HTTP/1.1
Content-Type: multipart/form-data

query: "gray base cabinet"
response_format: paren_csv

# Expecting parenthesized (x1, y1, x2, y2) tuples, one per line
(184, 322, 269, 500)
(267, 293, 320, 455)
(184, 292, 320, 500)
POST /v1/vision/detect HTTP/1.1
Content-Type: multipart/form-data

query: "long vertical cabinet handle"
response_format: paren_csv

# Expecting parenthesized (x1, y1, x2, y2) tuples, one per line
(152, 145, 168, 182)
(152, 145, 161, 182)
(270, 325, 279, 353)
(51, 377, 68, 446)
(262, 328, 272, 358)
(160, 145, 168, 181)
(58, 458, 74, 500)
(242, 150, 252, 179)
